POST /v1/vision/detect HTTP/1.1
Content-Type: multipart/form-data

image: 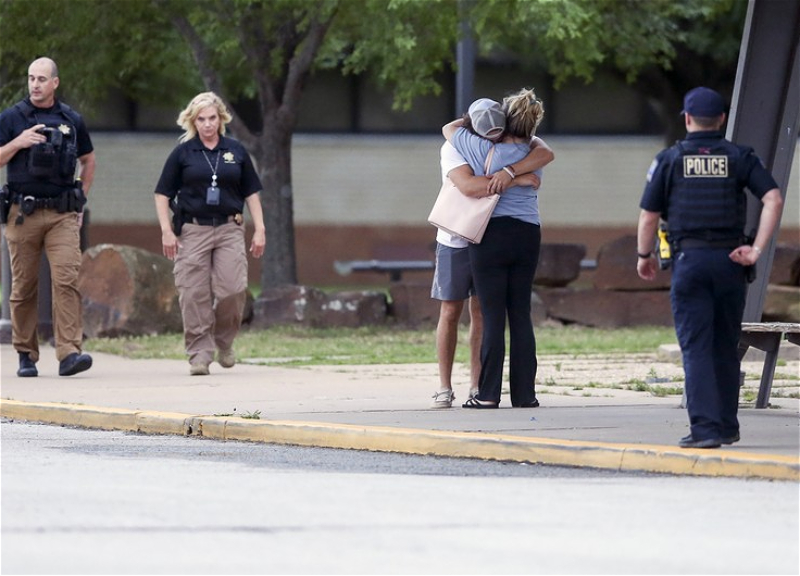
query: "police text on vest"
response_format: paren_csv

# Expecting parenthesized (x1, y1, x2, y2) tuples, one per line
(683, 155, 728, 178)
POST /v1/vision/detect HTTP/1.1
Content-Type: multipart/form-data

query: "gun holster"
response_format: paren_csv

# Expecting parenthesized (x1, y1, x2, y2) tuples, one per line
(172, 207, 184, 237)
(68, 187, 86, 213)
(0, 185, 9, 225)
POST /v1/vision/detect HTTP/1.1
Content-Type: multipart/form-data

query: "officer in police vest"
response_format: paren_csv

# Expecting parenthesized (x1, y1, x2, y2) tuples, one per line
(0, 57, 96, 377)
(636, 87, 783, 449)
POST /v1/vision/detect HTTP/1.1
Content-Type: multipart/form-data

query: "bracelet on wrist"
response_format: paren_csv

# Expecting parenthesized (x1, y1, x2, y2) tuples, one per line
(502, 166, 516, 179)
(637, 251, 652, 259)
(753, 246, 762, 255)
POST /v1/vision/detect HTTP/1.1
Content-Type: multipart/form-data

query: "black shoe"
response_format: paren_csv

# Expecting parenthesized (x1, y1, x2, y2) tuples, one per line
(462, 397, 498, 409)
(59, 353, 93, 376)
(517, 398, 540, 408)
(17, 352, 38, 377)
(721, 432, 740, 445)
(679, 434, 721, 449)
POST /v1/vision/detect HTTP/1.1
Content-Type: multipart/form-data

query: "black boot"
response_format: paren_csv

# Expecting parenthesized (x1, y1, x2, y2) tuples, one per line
(17, 352, 38, 377)
(58, 352, 93, 376)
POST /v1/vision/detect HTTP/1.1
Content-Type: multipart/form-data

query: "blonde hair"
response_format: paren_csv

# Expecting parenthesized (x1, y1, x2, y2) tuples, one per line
(177, 92, 232, 143)
(502, 88, 544, 139)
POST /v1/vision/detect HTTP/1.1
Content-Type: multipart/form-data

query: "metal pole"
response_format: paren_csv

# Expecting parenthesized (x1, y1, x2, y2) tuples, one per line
(455, 1, 476, 116)
(726, 0, 800, 322)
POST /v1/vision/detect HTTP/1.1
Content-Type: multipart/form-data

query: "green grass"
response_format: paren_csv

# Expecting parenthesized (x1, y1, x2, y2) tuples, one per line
(84, 324, 677, 366)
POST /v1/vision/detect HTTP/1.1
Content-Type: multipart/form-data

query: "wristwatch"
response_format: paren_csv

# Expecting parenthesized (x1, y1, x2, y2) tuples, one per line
(637, 251, 652, 259)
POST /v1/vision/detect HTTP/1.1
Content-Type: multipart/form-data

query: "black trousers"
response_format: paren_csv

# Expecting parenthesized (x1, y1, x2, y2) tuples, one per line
(469, 217, 541, 405)
(671, 247, 746, 440)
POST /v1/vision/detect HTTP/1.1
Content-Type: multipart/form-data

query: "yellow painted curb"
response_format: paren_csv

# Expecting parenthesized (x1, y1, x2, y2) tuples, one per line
(2, 399, 797, 481)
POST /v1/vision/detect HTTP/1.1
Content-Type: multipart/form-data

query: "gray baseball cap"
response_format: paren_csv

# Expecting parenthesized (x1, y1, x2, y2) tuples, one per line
(468, 98, 505, 139)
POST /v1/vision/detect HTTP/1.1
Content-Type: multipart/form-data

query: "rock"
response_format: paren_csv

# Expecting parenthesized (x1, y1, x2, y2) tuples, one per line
(531, 290, 548, 326)
(538, 287, 674, 327)
(319, 290, 388, 327)
(763, 285, 800, 322)
(593, 235, 671, 291)
(389, 282, 440, 326)
(250, 285, 388, 328)
(79, 244, 182, 337)
(251, 285, 327, 328)
(770, 244, 800, 286)
(534, 243, 586, 287)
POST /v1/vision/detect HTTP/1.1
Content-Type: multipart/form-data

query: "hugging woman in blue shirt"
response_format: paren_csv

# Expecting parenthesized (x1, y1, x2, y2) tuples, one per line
(443, 88, 547, 409)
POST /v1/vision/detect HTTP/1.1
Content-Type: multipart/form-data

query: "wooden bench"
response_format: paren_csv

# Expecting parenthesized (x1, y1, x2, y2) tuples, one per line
(334, 260, 435, 282)
(333, 258, 598, 282)
(739, 322, 800, 408)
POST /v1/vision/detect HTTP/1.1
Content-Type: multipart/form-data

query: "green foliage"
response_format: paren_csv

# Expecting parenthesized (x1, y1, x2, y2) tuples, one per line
(0, 0, 202, 112)
(467, 0, 742, 88)
(1, 0, 744, 114)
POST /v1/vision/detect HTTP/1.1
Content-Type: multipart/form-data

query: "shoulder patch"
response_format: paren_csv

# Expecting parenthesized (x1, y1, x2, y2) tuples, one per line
(646, 159, 659, 183)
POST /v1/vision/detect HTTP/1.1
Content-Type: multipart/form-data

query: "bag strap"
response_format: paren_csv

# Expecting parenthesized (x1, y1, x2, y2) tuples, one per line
(484, 146, 495, 175)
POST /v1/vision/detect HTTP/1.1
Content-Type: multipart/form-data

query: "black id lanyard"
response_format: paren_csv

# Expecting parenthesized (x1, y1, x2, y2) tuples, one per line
(202, 148, 221, 205)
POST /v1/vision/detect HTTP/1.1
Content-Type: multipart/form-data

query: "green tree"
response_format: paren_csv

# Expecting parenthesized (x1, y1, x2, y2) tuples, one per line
(471, 0, 745, 142)
(0, 0, 746, 288)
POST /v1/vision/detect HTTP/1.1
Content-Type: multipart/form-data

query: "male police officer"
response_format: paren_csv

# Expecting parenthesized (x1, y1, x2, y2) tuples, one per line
(636, 87, 783, 448)
(0, 57, 96, 377)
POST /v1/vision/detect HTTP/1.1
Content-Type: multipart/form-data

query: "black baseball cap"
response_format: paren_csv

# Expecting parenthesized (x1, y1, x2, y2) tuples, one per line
(682, 87, 726, 117)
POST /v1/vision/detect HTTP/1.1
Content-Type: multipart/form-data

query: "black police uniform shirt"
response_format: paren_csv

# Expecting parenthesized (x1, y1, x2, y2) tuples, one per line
(154, 135, 262, 217)
(0, 97, 93, 197)
(640, 130, 778, 241)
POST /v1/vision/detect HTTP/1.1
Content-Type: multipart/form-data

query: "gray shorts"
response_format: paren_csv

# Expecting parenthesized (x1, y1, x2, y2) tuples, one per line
(431, 243, 475, 301)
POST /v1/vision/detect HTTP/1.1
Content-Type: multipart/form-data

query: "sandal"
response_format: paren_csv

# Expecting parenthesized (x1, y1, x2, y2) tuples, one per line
(462, 397, 498, 409)
(430, 389, 455, 409)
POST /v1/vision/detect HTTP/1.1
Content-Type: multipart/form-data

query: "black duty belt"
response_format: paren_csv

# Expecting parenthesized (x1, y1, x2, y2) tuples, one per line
(11, 195, 63, 210)
(185, 214, 239, 227)
(677, 238, 742, 250)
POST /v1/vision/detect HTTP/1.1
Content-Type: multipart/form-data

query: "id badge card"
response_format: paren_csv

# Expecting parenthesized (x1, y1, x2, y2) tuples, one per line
(206, 186, 220, 205)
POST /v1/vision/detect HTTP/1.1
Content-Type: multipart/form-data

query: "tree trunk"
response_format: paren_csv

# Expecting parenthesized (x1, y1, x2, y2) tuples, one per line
(256, 127, 297, 289)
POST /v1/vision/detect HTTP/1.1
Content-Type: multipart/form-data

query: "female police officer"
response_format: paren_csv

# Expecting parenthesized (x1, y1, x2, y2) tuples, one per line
(154, 92, 265, 375)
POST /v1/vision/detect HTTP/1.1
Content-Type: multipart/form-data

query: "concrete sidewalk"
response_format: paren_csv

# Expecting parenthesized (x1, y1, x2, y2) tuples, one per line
(1, 343, 798, 480)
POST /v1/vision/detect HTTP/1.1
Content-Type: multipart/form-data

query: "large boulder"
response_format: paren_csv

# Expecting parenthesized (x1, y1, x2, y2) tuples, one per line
(770, 244, 800, 286)
(79, 244, 182, 337)
(319, 290, 388, 327)
(593, 235, 671, 291)
(531, 291, 549, 327)
(763, 285, 800, 323)
(534, 243, 586, 287)
(251, 285, 327, 328)
(251, 285, 388, 328)
(389, 282, 440, 326)
(538, 287, 673, 327)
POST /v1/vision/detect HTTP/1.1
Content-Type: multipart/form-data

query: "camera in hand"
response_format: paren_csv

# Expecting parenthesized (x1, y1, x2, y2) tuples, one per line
(28, 127, 63, 178)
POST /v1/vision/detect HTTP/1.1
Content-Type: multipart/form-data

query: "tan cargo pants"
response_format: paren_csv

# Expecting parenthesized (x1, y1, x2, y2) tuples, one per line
(173, 222, 248, 366)
(3, 204, 83, 362)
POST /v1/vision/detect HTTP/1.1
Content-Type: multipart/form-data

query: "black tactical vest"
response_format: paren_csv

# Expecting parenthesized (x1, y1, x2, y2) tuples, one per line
(666, 138, 747, 241)
(8, 100, 79, 188)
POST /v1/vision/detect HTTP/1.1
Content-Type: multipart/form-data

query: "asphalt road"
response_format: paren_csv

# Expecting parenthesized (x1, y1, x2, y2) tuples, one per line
(2, 420, 798, 575)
